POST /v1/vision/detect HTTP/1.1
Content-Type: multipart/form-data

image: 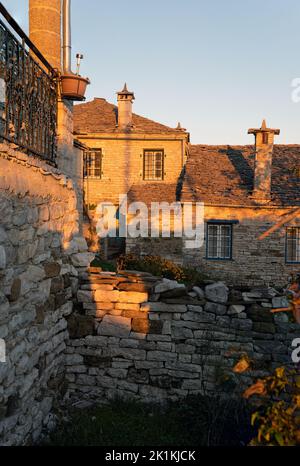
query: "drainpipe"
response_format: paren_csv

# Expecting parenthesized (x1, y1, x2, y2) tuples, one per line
(62, 0, 72, 74)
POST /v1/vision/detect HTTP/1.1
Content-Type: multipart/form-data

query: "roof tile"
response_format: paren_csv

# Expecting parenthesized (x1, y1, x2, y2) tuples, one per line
(73, 98, 182, 134)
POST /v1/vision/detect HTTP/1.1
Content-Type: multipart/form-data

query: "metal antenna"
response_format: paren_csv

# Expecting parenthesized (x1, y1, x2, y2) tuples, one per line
(76, 53, 83, 75)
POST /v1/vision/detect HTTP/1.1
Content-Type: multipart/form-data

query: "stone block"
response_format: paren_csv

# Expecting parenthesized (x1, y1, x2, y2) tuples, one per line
(122, 310, 147, 319)
(98, 315, 132, 338)
(252, 321, 276, 333)
(204, 301, 227, 315)
(94, 290, 119, 303)
(67, 314, 95, 339)
(71, 253, 95, 268)
(9, 278, 21, 302)
(141, 302, 187, 313)
(147, 351, 177, 362)
(111, 347, 146, 361)
(182, 311, 215, 323)
(228, 305, 246, 315)
(192, 286, 205, 298)
(44, 262, 61, 278)
(115, 303, 140, 311)
(118, 292, 148, 304)
(155, 279, 185, 294)
(205, 282, 228, 304)
(77, 290, 94, 303)
(172, 327, 193, 340)
(118, 283, 154, 293)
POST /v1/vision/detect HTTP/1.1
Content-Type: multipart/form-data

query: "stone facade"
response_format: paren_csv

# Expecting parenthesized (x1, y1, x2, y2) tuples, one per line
(73, 96, 189, 209)
(66, 269, 298, 404)
(127, 204, 300, 287)
(82, 134, 187, 208)
(0, 143, 93, 445)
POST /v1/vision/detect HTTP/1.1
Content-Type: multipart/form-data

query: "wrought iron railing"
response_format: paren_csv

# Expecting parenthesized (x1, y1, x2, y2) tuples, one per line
(0, 3, 57, 164)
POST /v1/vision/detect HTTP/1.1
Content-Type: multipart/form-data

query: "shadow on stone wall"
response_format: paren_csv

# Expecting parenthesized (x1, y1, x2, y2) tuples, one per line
(66, 270, 299, 407)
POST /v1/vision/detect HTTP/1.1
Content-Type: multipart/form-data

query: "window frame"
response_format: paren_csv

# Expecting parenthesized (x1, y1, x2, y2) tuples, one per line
(143, 149, 164, 181)
(206, 221, 233, 261)
(84, 149, 102, 179)
(285, 227, 300, 264)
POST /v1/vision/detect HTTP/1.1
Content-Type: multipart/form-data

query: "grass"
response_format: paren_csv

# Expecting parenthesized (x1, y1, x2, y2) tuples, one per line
(44, 396, 255, 447)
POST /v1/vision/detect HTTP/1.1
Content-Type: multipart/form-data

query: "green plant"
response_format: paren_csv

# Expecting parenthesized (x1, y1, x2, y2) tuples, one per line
(90, 256, 116, 272)
(243, 367, 300, 446)
(117, 254, 206, 285)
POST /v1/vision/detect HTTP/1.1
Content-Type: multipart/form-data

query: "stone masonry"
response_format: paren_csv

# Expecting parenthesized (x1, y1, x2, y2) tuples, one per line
(0, 143, 93, 445)
(126, 204, 300, 287)
(66, 269, 299, 404)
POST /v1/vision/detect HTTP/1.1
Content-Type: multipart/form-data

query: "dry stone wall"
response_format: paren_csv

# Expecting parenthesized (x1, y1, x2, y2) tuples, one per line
(0, 144, 93, 446)
(67, 269, 299, 404)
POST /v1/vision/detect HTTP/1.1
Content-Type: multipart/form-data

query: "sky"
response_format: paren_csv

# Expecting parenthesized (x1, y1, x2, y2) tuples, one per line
(5, 0, 300, 144)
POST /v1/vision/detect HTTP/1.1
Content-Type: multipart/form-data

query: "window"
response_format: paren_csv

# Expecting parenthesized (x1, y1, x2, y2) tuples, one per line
(286, 227, 300, 263)
(84, 149, 102, 178)
(143, 150, 164, 180)
(206, 223, 232, 260)
(262, 132, 269, 144)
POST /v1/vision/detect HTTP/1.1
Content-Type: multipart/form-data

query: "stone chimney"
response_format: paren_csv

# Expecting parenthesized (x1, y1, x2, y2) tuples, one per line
(29, 0, 61, 71)
(117, 83, 135, 130)
(248, 120, 280, 202)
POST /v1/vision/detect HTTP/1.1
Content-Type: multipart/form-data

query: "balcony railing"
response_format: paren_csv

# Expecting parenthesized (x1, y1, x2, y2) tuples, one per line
(0, 4, 57, 164)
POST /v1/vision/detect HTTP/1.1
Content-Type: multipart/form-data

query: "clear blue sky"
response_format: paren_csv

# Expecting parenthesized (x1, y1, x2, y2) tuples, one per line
(5, 0, 300, 144)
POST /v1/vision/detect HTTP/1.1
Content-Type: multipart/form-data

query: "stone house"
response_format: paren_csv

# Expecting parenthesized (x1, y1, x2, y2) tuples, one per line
(74, 90, 300, 287)
(74, 85, 189, 208)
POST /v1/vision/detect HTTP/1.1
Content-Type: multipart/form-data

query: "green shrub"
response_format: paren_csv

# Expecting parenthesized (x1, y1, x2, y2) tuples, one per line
(90, 256, 116, 272)
(243, 366, 300, 446)
(117, 254, 206, 285)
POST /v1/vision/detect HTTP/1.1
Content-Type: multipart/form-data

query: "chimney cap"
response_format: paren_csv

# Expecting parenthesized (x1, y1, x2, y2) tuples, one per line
(176, 122, 186, 131)
(248, 119, 280, 135)
(117, 83, 135, 99)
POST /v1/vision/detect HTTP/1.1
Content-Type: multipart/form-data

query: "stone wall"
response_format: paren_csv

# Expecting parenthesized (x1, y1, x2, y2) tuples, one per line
(126, 204, 300, 287)
(0, 144, 93, 445)
(66, 269, 298, 404)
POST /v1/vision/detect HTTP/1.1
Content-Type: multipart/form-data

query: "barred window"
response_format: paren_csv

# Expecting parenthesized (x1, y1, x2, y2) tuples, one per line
(286, 227, 300, 263)
(207, 223, 232, 260)
(84, 149, 102, 178)
(143, 150, 164, 181)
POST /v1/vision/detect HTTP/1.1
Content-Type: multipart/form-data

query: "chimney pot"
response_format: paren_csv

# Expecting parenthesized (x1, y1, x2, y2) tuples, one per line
(248, 120, 280, 202)
(117, 83, 135, 130)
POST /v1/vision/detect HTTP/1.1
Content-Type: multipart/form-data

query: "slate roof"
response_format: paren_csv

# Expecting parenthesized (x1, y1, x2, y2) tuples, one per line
(73, 98, 184, 135)
(126, 145, 300, 207)
(127, 182, 180, 207)
(181, 145, 300, 206)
